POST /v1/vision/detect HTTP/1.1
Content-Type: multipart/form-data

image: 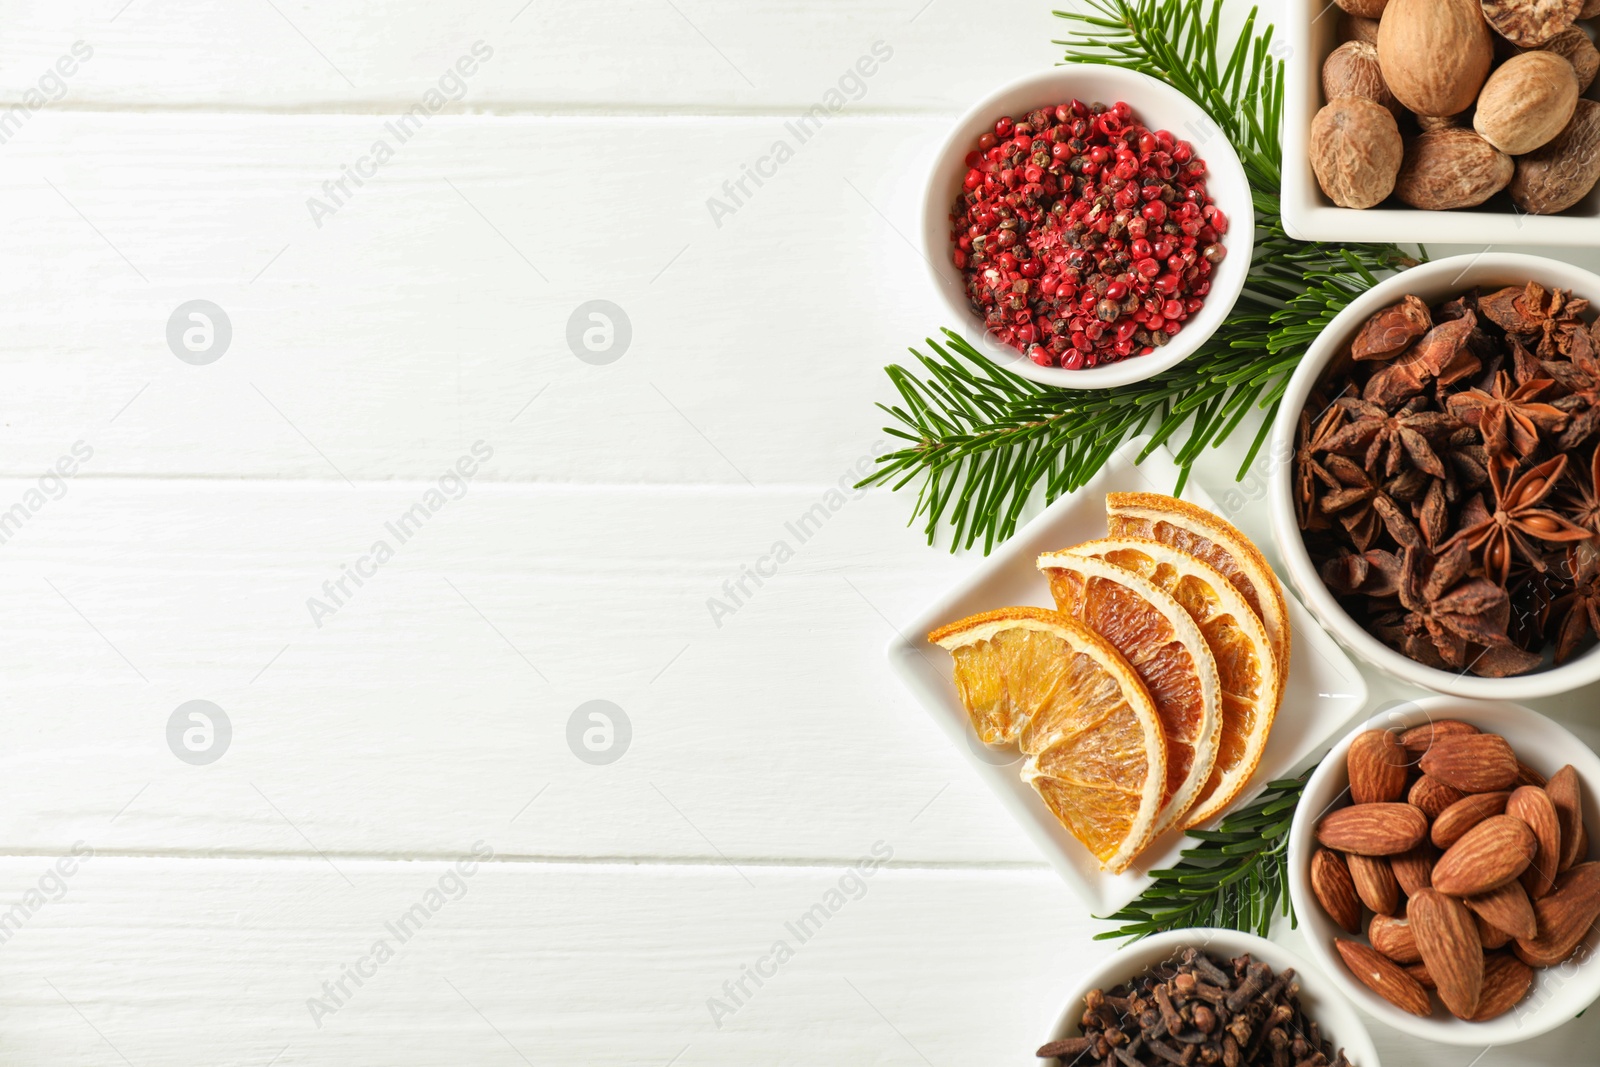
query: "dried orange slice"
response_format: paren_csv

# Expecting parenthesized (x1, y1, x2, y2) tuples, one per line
(1057, 538, 1282, 828)
(928, 607, 1166, 873)
(1106, 492, 1292, 675)
(1036, 553, 1221, 836)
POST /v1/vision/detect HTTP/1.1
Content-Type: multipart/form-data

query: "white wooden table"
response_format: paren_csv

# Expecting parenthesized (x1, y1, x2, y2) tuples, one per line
(3, 1, 1599, 1063)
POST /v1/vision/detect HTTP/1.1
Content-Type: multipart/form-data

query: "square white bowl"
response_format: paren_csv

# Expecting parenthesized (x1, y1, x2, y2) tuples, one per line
(1280, 4, 1600, 245)
(885, 437, 1369, 914)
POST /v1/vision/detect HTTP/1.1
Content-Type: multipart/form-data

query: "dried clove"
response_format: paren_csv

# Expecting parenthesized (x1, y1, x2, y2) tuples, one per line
(1037, 951, 1352, 1066)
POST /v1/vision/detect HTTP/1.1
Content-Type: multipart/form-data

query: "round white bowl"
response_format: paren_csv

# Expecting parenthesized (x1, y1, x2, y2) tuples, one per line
(1035, 928, 1379, 1067)
(1267, 251, 1600, 700)
(922, 66, 1255, 390)
(1288, 696, 1600, 1045)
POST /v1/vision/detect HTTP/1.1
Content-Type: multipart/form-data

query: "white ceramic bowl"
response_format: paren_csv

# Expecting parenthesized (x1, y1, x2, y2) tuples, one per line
(1281, 4, 1600, 245)
(922, 66, 1254, 390)
(1267, 251, 1600, 700)
(1288, 697, 1600, 1045)
(1035, 928, 1380, 1066)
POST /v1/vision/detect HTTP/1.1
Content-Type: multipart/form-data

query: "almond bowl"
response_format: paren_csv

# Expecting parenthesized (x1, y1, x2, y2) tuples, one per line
(1288, 696, 1600, 1044)
(1034, 929, 1379, 1066)
(922, 65, 1254, 390)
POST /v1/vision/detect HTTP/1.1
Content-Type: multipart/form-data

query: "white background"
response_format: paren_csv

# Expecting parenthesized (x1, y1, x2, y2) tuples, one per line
(2, 0, 1599, 1064)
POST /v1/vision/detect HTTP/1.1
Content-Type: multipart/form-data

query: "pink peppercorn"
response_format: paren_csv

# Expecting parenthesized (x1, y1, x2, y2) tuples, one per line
(948, 99, 1223, 369)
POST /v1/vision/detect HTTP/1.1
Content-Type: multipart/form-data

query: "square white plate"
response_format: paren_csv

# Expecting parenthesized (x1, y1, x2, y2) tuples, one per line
(886, 437, 1369, 915)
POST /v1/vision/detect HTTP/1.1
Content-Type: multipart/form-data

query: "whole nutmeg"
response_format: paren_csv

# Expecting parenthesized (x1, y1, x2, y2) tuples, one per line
(1336, 0, 1390, 17)
(1481, 0, 1581, 47)
(1339, 12, 1382, 43)
(1511, 98, 1600, 213)
(1311, 96, 1405, 208)
(1396, 127, 1514, 209)
(1378, 0, 1493, 117)
(1323, 41, 1402, 117)
(1584, 0, 1600, 15)
(1535, 26, 1600, 92)
(1417, 113, 1463, 131)
(1473, 51, 1579, 155)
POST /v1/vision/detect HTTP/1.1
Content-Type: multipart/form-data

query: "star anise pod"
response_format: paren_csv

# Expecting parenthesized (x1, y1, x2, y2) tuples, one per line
(1469, 641, 1547, 677)
(1541, 294, 1590, 363)
(1415, 476, 1450, 549)
(1388, 542, 1514, 669)
(1293, 401, 1346, 530)
(1319, 454, 1424, 552)
(1363, 312, 1480, 407)
(1550, 541, 1600, 665)
(1445, 370, 1568, 461)
(1321, 396, 1455, 479)
(1441, 425, 1489, 503)
(1351, 295, 1431, 361)
(1479, 282, 1561, 339)
(1543, 327, 1600, 450)
(1558, 443, 1600, 538)
(1321, 546, 1405, 599)
(1446, 455, 1593, 584)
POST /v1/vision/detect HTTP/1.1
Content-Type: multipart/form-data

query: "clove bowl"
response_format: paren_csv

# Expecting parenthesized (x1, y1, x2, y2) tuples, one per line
(1035, 928, 1379, 1066)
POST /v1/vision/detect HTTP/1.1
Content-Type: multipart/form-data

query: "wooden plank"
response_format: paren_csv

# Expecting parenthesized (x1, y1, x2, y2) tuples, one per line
(0, 854, 1567, 1067)
(0, 1, 1060, 112)
(1, 110, 958, 484)
(0, 477, 1044, 862)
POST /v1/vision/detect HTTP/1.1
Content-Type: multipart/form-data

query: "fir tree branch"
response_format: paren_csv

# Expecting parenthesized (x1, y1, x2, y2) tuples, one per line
(859, 0, 1424, 552)
(1095, 770, 1311, 941)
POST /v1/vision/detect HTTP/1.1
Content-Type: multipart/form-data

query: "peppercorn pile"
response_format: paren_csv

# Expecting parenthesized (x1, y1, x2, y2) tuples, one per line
(1036, 948, 1351, 1066)
(1296, 281, 1600, 677)
(950, 100, 1228, 370)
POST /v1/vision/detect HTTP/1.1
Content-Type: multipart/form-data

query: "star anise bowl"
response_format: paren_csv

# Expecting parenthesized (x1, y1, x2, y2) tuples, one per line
(1268, 253, 1600, 700)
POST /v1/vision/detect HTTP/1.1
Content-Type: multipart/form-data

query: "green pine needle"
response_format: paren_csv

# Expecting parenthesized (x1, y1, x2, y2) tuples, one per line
(858, 0, 1424, 553)
(1095, 770, 1311, 941)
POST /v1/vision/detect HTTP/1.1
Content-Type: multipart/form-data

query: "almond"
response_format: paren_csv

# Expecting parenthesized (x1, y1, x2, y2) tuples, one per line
(1369, 913, 1422, 963)
(1398, 718, 1478, 754)
(1546, 764, 1585, 872)
(1514, 861, 1600, 966)
(1508, 786, 1561, 900)
(1316, 803, 1429, 856)
(1409, 775, 1467, 821)
(1431, 791, 1510, 848)
(1433, 815, 1537, 896)
(1392, 843, 1435, 896)
(1312, 848, 1363, 933)
(1335, 937, 1433, 1016)
(1410, 888, 1484, 1019)
(1470, 953, 1534, 1022)
(1475, 911, 1513, 950)
(1516, 761, 1548, 789)
(1405, 961, 1435, 989)
(1349, 853, 1401, 915)
(1420, 734, 1518, 793)
(1349, 729, 1410, 803)
(1463, 879, 1537, 941)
